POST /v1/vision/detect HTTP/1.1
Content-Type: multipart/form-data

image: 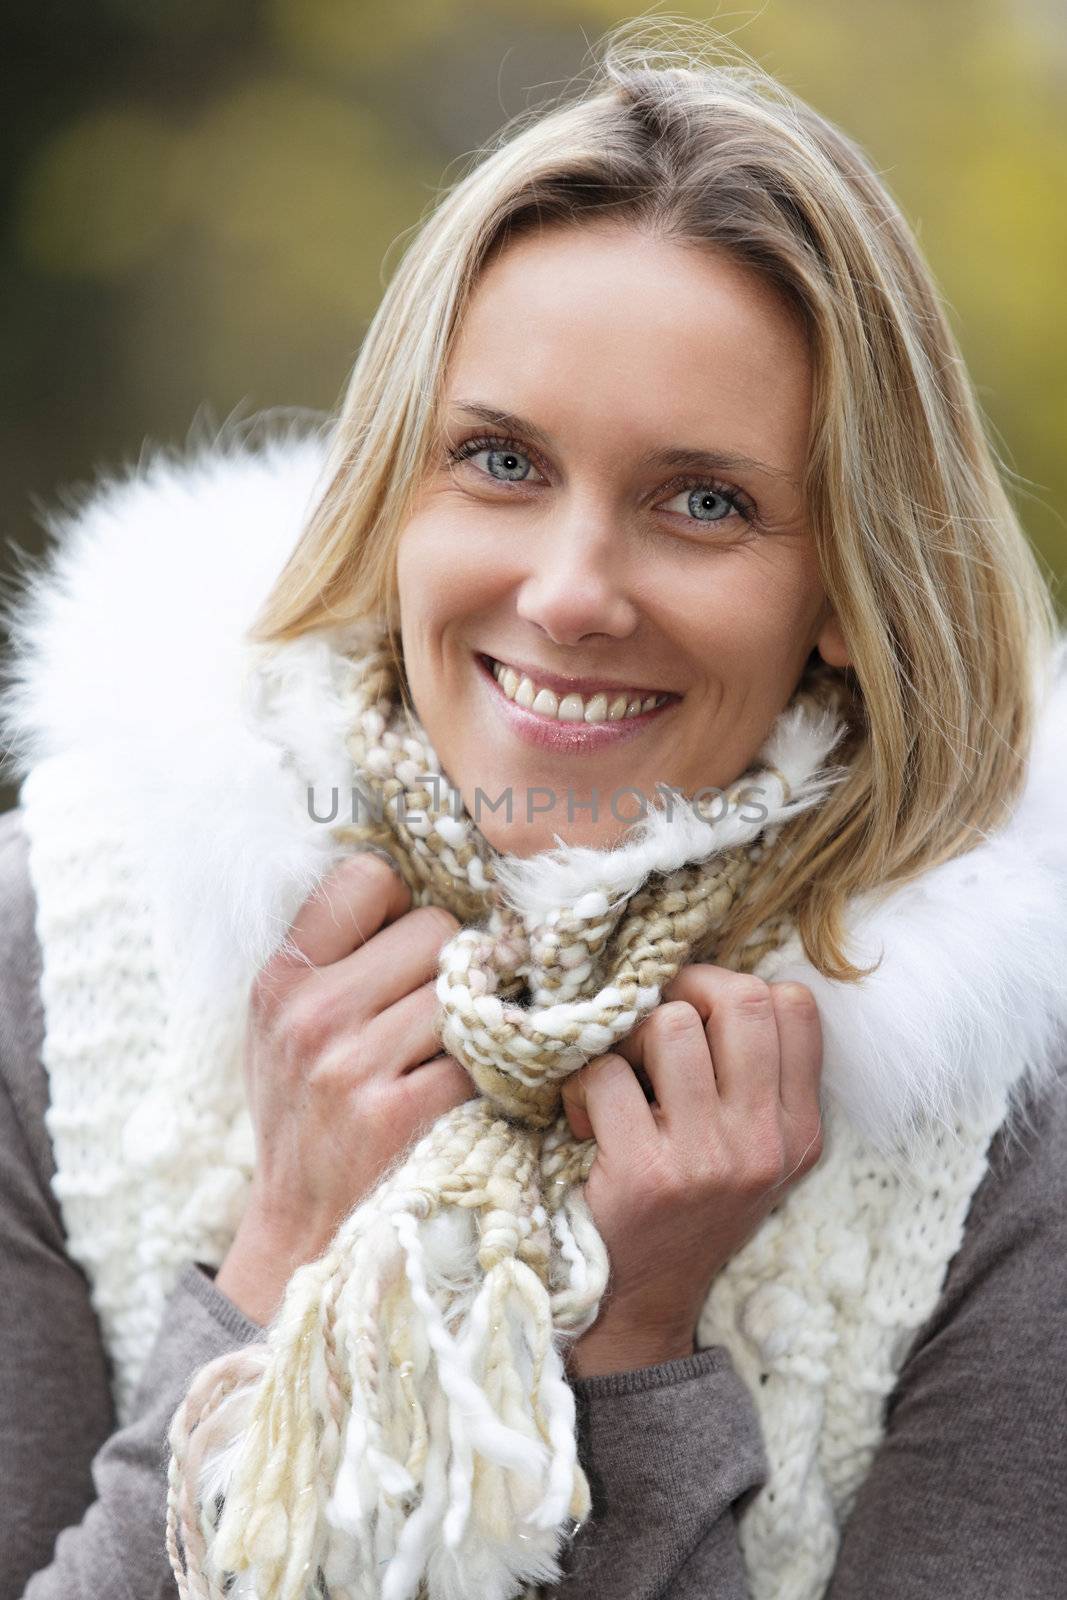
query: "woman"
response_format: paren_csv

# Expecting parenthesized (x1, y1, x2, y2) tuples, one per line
(2, 21, 1066, 1600)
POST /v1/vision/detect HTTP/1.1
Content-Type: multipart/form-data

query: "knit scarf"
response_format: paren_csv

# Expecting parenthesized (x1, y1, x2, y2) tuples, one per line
(164, 635, 850, 1600)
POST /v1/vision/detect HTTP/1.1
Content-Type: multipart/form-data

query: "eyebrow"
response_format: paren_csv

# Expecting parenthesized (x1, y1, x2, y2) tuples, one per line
(448, 400, 798, 486)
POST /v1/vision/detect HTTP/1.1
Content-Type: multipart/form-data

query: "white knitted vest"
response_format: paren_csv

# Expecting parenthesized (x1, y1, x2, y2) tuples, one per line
(8, 436, 1067, 1600)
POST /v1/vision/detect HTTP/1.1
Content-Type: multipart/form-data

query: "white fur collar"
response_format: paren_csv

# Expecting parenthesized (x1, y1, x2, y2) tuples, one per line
(3, 427, 1067, 1156)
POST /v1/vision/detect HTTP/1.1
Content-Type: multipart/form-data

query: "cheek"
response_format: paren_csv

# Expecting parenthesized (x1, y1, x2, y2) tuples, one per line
(397, 509, 506, 619)
(396, 519, 462, 650)
(395, 513, 512, 705)
(396, 517, 444, 614)
(394, 517, 514, 787)
(665, 553, 824, 683)
(746, 544, 823, 625)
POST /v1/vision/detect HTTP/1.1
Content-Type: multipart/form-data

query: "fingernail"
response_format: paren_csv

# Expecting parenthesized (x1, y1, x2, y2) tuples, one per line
(353, 844, 404, 878)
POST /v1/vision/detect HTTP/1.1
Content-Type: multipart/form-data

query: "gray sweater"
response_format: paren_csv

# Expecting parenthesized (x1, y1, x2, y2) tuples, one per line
(1, 802, 1065, 1600)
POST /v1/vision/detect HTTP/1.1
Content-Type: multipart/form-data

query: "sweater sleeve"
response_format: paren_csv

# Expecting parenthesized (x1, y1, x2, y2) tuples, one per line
(15, 1266, 264, 1600)
(822, 1059, 1067, 1600)
(544, 1064, 1067, 1600)
(545, 1348, 767, 1600)
(0, 806, 269, 1600)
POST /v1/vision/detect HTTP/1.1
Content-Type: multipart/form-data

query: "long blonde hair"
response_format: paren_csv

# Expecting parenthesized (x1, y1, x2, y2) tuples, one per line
(248, 17, 1060, 981)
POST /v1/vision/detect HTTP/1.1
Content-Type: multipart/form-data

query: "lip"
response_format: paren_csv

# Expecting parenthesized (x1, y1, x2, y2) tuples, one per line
(477, 652, 676, 702)
(475, 652, 678, 752)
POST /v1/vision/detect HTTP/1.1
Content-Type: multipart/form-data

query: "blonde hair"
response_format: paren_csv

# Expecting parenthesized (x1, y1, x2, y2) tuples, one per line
(248, 17, 1060, 982)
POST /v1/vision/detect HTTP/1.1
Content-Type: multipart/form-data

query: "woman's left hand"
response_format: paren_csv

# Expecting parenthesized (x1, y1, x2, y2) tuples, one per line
(560, 965, 824, 1378)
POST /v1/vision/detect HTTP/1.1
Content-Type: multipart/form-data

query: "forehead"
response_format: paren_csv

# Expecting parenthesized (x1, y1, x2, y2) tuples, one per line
(443, 223, 812, 467)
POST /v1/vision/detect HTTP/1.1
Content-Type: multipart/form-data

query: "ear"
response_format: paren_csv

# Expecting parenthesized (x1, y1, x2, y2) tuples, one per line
(815, 611, 851, 669)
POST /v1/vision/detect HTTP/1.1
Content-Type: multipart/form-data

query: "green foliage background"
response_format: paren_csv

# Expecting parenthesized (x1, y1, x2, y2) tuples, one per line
(2, 1, 1065, 803)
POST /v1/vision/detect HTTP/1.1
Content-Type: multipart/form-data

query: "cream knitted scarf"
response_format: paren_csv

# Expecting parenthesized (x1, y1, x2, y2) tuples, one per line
(164, 634, 850, 1600)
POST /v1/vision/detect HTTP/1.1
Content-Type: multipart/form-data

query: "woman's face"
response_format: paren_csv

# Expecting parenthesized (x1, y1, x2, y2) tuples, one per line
(395, 221, 848, 855)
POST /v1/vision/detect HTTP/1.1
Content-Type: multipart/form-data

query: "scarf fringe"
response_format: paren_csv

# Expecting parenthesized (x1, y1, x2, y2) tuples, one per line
(167, 1103, 610, 1600)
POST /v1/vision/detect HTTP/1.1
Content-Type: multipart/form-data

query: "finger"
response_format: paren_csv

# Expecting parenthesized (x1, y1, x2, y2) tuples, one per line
(614, 1002, 719, 1140)
(768, 983, 823, 1121)
(666, 965, 780, 1111)
(372, 980, 446, 1077)
(334, 905, 460, 1016)
(396, 1054, 478, 1129)
(306, 977, 443, 1089)
(561, 1053, 657, 1156)
(661, 962, 734, 1019)
(613, 1034, 676, 1106)
(285, 852, 411, 968)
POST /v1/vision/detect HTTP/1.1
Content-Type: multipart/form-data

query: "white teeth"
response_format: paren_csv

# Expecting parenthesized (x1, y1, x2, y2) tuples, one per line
(532, 687, 559, 716)
(488, 658, 668, 724)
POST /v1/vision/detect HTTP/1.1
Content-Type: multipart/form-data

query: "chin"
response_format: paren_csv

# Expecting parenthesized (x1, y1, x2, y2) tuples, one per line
(479, 812, 633, 859)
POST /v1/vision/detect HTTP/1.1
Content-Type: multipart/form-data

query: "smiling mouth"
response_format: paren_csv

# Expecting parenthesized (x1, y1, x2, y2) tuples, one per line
(480, 654, 675, 724)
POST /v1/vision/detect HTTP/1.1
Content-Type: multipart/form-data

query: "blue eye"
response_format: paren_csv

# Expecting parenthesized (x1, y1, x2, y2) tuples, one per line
(661, 481, 757, 527)
(448, 435, 543, 484)
(483, 447, 532, 482)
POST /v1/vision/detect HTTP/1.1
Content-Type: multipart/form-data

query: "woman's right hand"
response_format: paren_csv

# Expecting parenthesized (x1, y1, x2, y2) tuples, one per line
(215, 852, 476, 1326)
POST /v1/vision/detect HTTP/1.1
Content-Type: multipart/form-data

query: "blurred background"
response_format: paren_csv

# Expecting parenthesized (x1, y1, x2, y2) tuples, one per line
(2, 0, 1065, 809)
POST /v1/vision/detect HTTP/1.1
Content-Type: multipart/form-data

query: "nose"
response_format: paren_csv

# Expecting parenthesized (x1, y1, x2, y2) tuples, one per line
(514, 503, 639, 646)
